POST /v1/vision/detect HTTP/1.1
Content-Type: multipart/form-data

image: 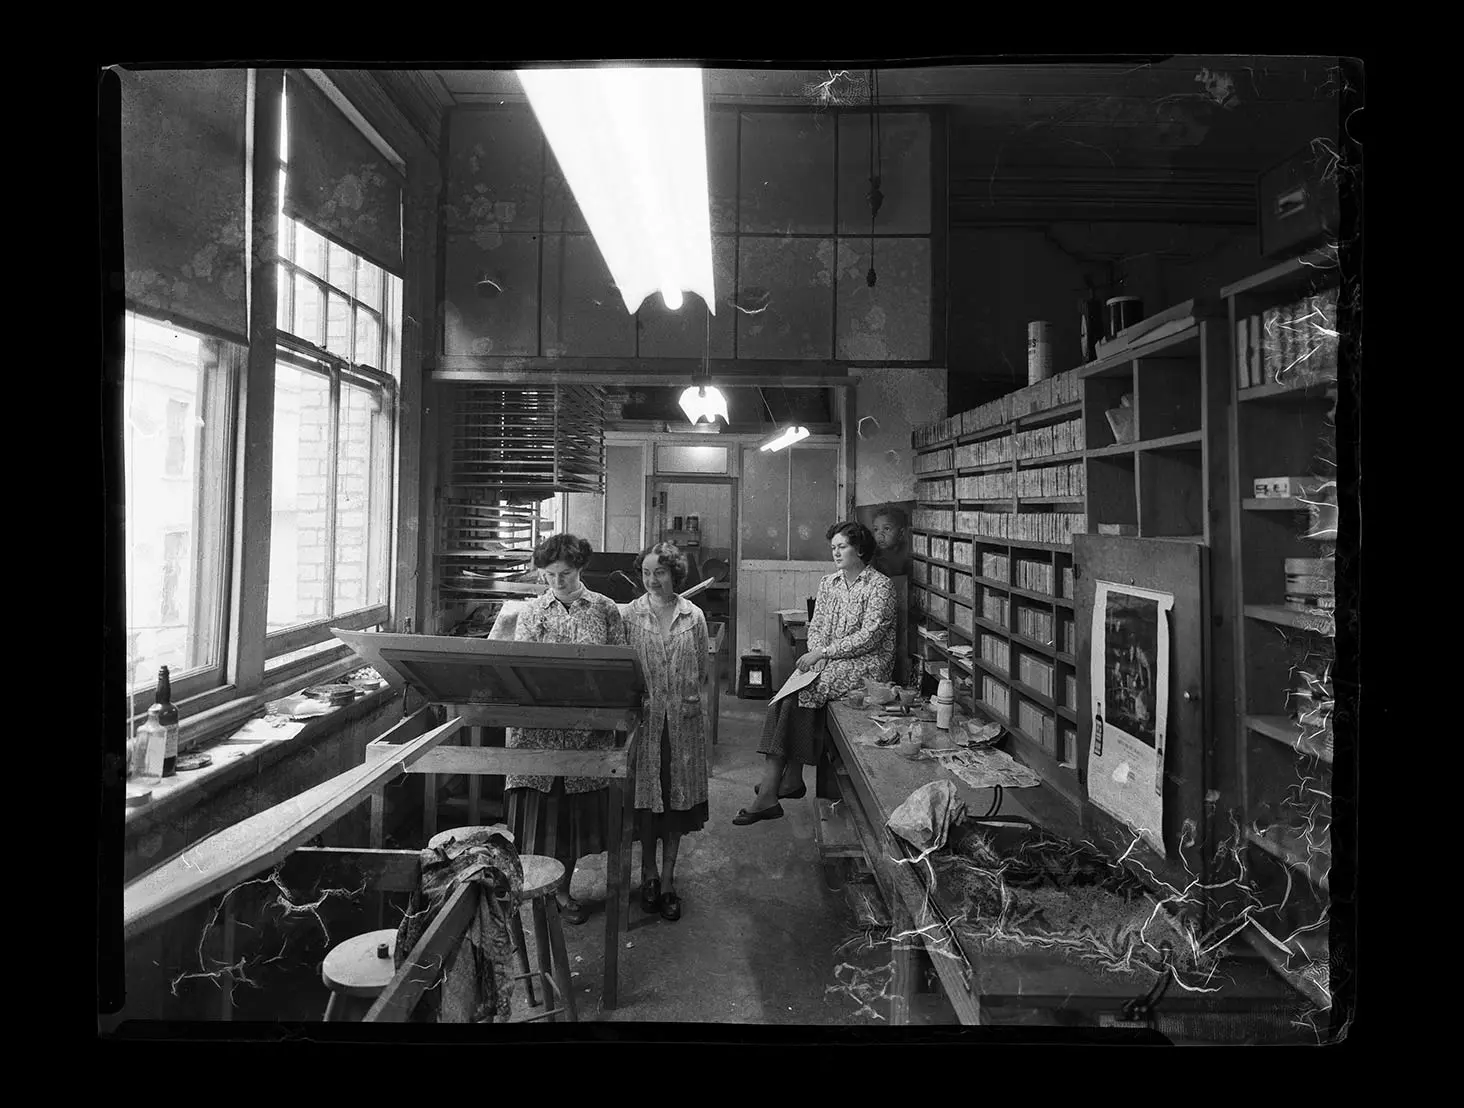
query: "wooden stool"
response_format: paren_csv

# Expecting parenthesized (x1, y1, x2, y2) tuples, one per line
(510, 855, 578, 1023)
(427, 824, 539, 1006)
(428, 825, 514, 850)
(321, 928, 398, 1021)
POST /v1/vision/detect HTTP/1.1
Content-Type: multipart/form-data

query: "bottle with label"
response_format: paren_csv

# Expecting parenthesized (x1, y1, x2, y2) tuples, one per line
(935, 677, 955, 730)
(154, 667, 180, 777)
(136, 706, 168, 784)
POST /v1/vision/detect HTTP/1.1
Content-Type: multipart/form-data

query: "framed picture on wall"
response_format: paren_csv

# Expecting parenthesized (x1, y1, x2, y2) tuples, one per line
(856, 501, 913, 579)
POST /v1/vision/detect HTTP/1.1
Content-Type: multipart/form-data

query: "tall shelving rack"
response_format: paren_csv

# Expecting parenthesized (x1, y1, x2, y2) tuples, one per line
(1221, 250, 1339, 1011)
(910, 372, 1088, 807)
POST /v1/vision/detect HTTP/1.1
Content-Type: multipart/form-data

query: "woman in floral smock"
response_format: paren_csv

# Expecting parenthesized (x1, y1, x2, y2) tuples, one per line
(733, 521, 896, 825)
(621, 542, 710, 922)
(496, 533, 627, 925)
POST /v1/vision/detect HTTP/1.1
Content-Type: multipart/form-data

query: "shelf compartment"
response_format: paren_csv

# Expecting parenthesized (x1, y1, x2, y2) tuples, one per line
(1086, 452, 1137, 534)
(1247, 714, 1334, 765)
(1139, 443, 1205, 540)
(1245, 827, 1330, 893)
(1009, 629, 1057, 657)
(1136, 355, 1202, 441)
(1009, 583, 1074, 608)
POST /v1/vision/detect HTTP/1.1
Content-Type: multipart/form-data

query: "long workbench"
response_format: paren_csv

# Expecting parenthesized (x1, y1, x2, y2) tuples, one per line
(822, 703, 1299, 1031)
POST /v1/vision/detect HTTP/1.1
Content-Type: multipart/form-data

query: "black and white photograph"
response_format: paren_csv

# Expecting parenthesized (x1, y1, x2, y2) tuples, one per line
(100, 56, 1359, 1045)
(1102, 593, 1160, 748)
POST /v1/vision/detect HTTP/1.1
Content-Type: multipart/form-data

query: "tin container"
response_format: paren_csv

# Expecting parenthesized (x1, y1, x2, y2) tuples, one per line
(1106, 297, 1143, 339)
(1027, 321, 1056, 384)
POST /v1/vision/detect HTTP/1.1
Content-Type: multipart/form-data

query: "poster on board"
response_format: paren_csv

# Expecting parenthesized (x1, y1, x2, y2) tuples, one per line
(1087, 581, 1173, 856)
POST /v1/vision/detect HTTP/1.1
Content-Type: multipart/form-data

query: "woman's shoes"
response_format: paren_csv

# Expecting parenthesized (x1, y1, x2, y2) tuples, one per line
(556, 895, 589, 925)
(732, 803, 785, 825)
(641, 878, 662, 914)
(659, 892, 682, 922)
(755, 782, 808, 800)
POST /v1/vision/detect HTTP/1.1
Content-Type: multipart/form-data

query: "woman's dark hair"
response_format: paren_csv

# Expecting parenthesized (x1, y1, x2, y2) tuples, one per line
(827, 521, 876, 562)
(872, 504, 909, 530)
(533, 532, 594, 570)
(634, 541, 690, 590)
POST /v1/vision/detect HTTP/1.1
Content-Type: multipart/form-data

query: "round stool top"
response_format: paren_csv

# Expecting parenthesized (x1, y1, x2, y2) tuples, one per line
(428, 825, 514, 850)
(519, 854, 565, 899)
(321, 929, 399, 997)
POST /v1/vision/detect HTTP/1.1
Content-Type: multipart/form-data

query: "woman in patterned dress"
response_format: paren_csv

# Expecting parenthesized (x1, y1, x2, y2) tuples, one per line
(621, 542, 710, 922)
(497, 533, 627, 924)
(733, 521, 897, 825)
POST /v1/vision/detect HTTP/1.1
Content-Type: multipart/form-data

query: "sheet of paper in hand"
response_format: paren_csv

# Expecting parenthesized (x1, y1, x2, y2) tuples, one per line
(770, 665, 821, 704)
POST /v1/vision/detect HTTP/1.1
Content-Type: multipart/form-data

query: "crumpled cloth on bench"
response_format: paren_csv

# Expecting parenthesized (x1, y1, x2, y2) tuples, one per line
(394, 830, 523, 1023)
(887, 779, 967, 854)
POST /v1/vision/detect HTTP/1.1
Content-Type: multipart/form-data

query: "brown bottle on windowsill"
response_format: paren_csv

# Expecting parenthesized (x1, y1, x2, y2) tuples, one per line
(155, 666, 179, 777)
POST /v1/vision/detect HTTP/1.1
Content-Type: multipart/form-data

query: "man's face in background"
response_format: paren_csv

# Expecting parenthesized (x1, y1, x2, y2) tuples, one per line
(872, 515, 903, 551)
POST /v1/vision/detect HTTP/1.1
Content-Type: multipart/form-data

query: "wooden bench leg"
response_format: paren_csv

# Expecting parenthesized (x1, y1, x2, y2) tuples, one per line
(219, 900, 237, 1021)
(890, 892, 916, 1026)
(468, 727, 482, 826)
(545, 898, 578, 1023)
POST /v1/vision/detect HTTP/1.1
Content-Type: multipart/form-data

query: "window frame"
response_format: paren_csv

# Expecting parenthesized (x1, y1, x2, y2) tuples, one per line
(263, 333, 395, 660)
(125, 315, 242, 718)
(124, 73, 406, 733)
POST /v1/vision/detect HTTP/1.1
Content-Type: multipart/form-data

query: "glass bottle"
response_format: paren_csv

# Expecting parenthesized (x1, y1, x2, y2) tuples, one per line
(136, 706, 168, 784)
(155, 666, 179, 777)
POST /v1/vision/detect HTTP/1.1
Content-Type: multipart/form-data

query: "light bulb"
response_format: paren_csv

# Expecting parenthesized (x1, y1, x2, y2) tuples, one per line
(661, 287, 683, 311)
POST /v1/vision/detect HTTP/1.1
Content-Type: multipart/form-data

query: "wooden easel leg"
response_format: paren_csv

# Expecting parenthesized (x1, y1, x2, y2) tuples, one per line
(603, 779, 624, 1010)
(531, 897, 555, 1023)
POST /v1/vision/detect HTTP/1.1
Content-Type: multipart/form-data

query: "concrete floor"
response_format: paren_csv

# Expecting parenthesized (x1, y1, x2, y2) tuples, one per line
(235, 693, 956, 1026)
(509, 695, 957, 1025)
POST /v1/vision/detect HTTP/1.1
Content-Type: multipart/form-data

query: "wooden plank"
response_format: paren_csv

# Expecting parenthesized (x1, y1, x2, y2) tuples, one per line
(450, 704, 637, 730)
(123, 715, 464, 940)
(285, 846, 422, 894)
(364, 881, 479, 1022)
(406, 746, 630, 778)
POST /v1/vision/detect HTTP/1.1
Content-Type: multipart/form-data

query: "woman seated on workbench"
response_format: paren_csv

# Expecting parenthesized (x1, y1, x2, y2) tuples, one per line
(495, 532, 628, 925)
(621, 542, 710, 922)
(733, 521, 897, 826)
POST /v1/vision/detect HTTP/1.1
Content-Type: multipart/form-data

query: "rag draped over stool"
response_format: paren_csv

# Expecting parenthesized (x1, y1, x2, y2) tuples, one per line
(394, 830, 523, 1023)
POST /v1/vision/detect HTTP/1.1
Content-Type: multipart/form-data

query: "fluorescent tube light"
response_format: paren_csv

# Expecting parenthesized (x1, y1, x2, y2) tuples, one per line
(518, 66, 715, 317)
(760, 426, 810, 452)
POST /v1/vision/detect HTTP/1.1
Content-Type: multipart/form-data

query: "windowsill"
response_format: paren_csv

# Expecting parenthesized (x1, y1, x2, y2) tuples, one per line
(124, 660, 404, 833)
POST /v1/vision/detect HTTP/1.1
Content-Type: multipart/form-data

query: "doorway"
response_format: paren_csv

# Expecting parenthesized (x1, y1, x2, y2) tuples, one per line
(646, 475, 737, 687)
